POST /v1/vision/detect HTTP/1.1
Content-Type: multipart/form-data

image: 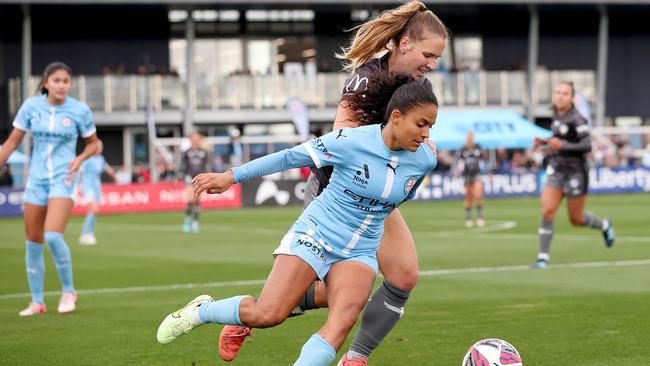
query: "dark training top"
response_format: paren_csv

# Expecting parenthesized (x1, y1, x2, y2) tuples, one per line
(547, 107, 592, 172)
(457, 144, 483, 177)
(179, 148, 211, 179)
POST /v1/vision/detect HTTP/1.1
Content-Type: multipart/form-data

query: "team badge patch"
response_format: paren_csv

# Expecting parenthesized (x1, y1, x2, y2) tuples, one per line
(62, 118, 71, 127)
(404, 176, 419, 195)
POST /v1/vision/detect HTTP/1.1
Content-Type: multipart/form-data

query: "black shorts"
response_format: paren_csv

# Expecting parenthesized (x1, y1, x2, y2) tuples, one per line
(463, 173, 481, 185)
(544, 166, 589, 197)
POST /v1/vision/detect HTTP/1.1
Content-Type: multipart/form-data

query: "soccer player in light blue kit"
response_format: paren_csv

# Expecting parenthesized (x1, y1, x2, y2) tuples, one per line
(79, 139, 116, 245)
(157, 74, 438, 365)
(0, 62, 98, 316)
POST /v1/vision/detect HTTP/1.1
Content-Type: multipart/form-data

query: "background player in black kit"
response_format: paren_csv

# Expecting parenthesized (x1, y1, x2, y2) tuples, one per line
(456, 131, 485, 227)
(530, 82, 615, 269)
(179, 132, 212, 233)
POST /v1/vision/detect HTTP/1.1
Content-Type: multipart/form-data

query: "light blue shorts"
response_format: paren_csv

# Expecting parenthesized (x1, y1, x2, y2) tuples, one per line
(24, 178, 77, 206)
(82, 180, 101, 202)
(274, 220, 378, 280)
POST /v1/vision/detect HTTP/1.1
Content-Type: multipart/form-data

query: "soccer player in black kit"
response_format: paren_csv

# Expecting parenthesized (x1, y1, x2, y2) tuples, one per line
(456, 131, 485, 227)
(180, 132, 212, 233)
(530, 82, 615, 269)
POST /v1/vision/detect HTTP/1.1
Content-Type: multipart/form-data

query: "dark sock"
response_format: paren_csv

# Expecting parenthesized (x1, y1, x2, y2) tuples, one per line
(476, 204, 483, 219)
(348, 280, 410, 358)
(298, 281, 318, 310)
(583, 211, 605, 230)
(192, 204, 200, 221)
(465, 206, 472, 221)
(538, 219, 554, 261)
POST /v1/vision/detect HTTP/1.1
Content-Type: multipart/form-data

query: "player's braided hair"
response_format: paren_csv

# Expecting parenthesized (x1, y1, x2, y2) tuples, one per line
(341, 71, 438, 126)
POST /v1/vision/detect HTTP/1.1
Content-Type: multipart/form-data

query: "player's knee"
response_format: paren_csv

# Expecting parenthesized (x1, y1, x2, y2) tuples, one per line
(387, 270, 419, 292)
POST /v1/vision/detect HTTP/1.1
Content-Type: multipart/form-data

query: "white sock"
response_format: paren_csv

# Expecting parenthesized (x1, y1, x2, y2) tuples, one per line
(347, 351, 368, 361)
(192, 306, 205, 325)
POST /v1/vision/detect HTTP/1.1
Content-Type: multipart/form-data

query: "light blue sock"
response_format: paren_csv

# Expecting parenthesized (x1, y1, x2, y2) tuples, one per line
(44, 232, 75, 293)
(25, 241, 45, 304)
(82, 213, 96, 235)
(198, 295, 246, 325)
(293, 334, 336, 366)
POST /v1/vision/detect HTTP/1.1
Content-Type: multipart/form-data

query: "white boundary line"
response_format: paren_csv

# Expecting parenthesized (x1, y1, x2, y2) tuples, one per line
(2, 259, 649, 301)
(60, 221, 650, 242)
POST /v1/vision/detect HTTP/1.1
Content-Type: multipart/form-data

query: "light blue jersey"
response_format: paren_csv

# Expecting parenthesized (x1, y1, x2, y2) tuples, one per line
(232, 125, 436, 275)
(80, 155, 107, 201)
(13, 95, 96, 185)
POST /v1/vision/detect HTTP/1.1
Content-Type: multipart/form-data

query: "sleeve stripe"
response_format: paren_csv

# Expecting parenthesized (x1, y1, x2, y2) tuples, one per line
(12, 121, 27, 131)
(576, 125, 589, 133)
(81, 127, 97, 138)
(302, 142, 322, 168)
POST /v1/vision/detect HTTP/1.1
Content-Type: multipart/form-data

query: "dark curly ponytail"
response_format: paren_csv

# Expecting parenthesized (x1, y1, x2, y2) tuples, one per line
(341, 72, 438, 126)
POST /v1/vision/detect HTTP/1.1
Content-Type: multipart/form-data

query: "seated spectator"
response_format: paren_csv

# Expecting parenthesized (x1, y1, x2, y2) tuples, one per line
(133, 163, 151, 184)
(492, 148, 512, 174)
(115, 164, 132, 185)
(510, 151, 529, 174)
(642, 144, 650, 168)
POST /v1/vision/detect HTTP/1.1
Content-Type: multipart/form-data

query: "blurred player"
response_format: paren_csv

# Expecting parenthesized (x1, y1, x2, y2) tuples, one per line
(78, 139, 116, 245)
(157, 75, 438, 366)
(530, 81, 615, 269)
(0, 61, 98, 316)
(179, 132, 211, 233)
(456, 131, 485, 227)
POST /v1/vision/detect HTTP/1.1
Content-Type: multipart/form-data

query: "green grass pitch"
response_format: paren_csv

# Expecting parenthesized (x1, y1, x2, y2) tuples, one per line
(1, 193, 649, 365)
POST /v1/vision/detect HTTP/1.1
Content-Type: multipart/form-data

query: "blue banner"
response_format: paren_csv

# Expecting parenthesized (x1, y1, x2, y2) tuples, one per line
(430, 110, 552, 150)
(0, 187, 24, 217)
(589, 167, 650, 194)
(412, 167, 650, 201)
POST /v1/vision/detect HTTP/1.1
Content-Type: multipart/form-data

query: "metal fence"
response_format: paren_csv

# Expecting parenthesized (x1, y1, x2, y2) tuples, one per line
(8, 70, 595, 115)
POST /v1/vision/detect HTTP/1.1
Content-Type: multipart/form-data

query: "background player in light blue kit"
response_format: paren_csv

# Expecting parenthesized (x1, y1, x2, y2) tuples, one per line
(156, 74, 438, 366)
(79, 139, 116, 245)
(0, 61, 98, 316)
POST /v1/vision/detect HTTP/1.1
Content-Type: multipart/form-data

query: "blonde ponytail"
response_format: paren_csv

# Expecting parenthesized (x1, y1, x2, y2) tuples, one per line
(337, 1, 448, 71)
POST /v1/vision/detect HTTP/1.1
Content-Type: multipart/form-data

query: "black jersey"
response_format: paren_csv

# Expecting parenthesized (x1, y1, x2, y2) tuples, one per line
(458, 144, 483, 176)
(179, 148, 211, 179)
(548, 108, 591, 172)
(342, 53, 433, 97)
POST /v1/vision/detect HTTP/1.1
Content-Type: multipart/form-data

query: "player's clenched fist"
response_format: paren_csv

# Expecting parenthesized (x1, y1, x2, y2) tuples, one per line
(193, 170, 235, 197)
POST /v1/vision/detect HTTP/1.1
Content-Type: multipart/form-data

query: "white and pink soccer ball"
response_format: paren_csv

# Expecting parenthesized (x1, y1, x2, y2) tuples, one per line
(461, 338, 523, 366)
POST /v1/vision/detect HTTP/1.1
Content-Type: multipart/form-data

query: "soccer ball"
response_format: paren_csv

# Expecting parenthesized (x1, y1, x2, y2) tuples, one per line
(461, 338, 522, 366)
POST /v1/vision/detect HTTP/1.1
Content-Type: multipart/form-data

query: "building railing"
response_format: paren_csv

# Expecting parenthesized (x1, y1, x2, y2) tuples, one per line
(8, 70, 596, 116)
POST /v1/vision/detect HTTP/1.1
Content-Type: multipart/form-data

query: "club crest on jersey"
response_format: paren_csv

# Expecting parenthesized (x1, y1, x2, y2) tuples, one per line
(404, 176, 419, 195)
(62, 118, 71, 128)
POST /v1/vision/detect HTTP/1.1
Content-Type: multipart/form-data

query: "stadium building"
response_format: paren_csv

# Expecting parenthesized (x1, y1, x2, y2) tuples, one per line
(1, 0, 650, 179)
